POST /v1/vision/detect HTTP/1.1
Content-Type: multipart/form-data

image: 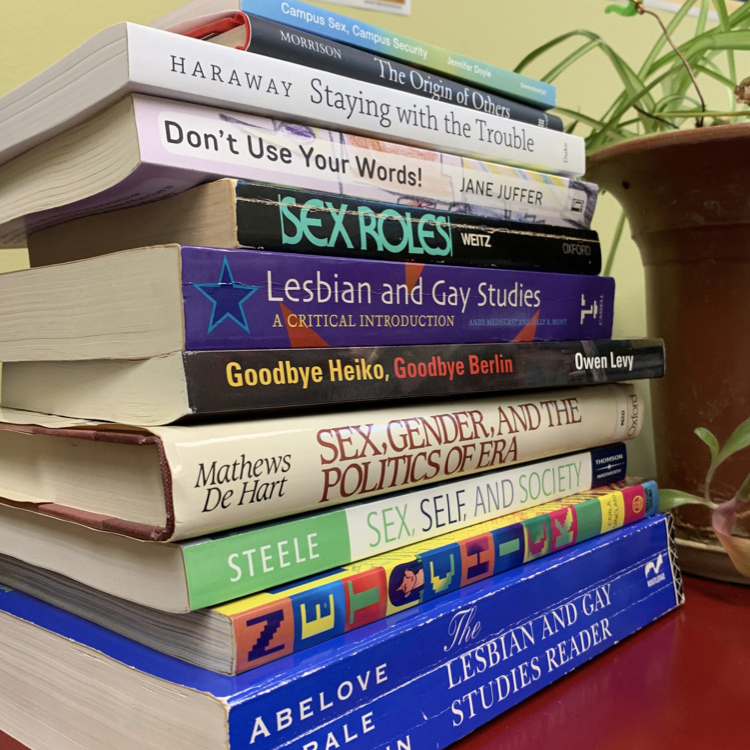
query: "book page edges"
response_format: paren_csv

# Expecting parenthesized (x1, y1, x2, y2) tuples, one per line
(0, 414, 176, 541)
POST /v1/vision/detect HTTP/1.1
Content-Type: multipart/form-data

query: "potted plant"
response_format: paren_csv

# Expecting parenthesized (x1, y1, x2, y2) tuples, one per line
(515, 0, 750, 581)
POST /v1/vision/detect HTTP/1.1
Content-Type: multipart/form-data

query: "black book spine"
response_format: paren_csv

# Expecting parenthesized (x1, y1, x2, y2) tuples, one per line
(233, 13, 563, 130)
(183, 339, 665, 417)
(234, 182, 601, 274)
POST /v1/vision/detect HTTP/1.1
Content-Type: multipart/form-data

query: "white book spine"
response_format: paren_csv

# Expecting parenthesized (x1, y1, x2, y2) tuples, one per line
(127, 25, 583, 176)
(154, 384, 641, 539)
(0, 91, 594, 247)
(340, 449, 596, 556)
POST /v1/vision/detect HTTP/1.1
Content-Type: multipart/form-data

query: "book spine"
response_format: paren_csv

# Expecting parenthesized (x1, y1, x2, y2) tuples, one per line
(8, 96, 597, 247)
(130, 26, 582, 175)
(225, 515, 682, 749)
(181, 444, 628, 608)
(220, 480, 658, 673)
(183, 339, 665, 416)
(237, 0, 556, 108)
(135, 97, 595, 228)
(159, 382, 642, 538)
(220, 14, 563, 131)
(232, 182, 600, 273)
(180, 246, 614, 350)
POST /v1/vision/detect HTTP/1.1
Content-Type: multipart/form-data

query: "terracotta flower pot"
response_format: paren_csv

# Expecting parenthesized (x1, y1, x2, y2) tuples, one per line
(586, 124, 750, 581)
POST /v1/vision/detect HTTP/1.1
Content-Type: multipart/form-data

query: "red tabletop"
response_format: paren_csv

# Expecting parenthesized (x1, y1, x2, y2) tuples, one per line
(450, 575, 748, 750)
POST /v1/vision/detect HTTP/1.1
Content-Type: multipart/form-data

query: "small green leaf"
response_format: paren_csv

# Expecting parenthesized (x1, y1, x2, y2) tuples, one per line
(603, 211, 627, 277)
(605, 1, 638, 16)
(714, 0, 738, 110)
(737, 470, 750, 502)
(659, 489, 718, 512)
(696, 0, 710, 37)
(695, 427, 720, 463)
(716, 417, 750, 465)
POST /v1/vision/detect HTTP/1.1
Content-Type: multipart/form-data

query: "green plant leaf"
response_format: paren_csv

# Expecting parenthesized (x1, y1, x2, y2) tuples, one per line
(549, 106, 621, 132)
(543, 39, 604, 83)
(659, 488, 717, 512)
(605, 1, 638, 16)
(651, 30, 750, 75)
(652, 93, 703, 113)
(514, 31, 590, 75)
(738, 470, 750, 502)
(516, 0, 750, 157)
(714, 0, 737, 110)
(691, 62, 736, 91)
(656, 109, 750, 119)
(716, 417, 750, 465)
(638, 0, 750, 83)
(603, 211, 627, 276)
(586, 68, 679, 150)
(514, 30, 658, 135)
(640, 0, 701, 79)
(696, 0, 709, 37)
(728, 0, 750, 22)
(700, 418, 750, 502)
(695, 427, 720, 463)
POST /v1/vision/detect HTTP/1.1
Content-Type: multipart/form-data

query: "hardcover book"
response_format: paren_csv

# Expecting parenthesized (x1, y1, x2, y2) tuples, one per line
(0, 94, 596, 248)
(0, 479, 656, 670)
(188, 12, 563, 130)
(0, 339, 664, 426)
(155, 0, 557, 108)
(26, 179, 601, 271)
(0, 383, 642, 544)
(0, 516, 683, 750)
(0, 23, 578, 174)
(0, 444, 628, 612)
(0, 245, 615, 363)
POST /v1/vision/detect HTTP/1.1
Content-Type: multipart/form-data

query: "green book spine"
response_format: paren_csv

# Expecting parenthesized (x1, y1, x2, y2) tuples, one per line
(181, 443, 627, 608)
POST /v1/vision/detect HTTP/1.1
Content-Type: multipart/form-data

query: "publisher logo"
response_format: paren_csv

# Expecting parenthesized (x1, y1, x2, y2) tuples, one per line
(579, 294, 599, 325)
(562, 242, 592, 256)
(645, 554, 666, 587)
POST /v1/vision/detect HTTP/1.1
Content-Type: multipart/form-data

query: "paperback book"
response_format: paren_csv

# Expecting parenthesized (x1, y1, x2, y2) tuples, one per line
(0, 383, 643, 542)
(0, 23, 578, 174)
(0, 444, 628, 611)
(0, 245, 615, 363)
(154, 0, 556, 107)
(0, 339, 664, 425)
(0, 516, 683, 750)
(0, 479, 656, 671)
(0, 94, 596, 247)
(26, 179, 601, 273)
(188, 12, 563, 130)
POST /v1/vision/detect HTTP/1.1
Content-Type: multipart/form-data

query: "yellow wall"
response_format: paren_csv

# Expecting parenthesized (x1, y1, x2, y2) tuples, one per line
(0, 0, 741, 469)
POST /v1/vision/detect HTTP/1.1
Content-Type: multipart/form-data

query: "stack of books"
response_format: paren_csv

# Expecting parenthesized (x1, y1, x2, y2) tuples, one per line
(0, 2, 683, 749)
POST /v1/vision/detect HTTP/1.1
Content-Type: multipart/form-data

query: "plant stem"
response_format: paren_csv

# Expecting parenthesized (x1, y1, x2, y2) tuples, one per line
(633, 104, 679, 129)
(656, 110, 750, 119)
(635, 1, 707, 126)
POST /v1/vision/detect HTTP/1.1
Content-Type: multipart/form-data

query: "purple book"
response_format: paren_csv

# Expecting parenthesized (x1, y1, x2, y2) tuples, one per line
(181, 245, 613, 349)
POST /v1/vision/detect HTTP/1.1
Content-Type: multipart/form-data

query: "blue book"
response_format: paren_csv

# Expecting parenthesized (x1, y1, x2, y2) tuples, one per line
(0, 515, 682, 750)
(157, 0, 556, 109)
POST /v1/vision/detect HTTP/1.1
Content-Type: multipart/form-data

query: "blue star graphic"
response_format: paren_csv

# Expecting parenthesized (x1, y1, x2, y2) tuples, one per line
(193, 257, 260, 334)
